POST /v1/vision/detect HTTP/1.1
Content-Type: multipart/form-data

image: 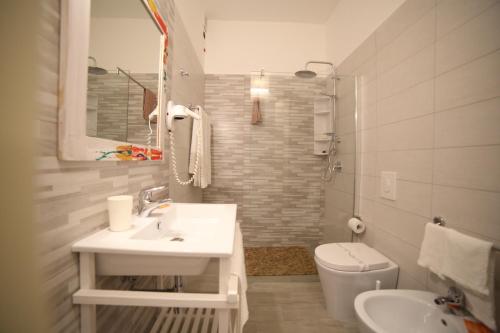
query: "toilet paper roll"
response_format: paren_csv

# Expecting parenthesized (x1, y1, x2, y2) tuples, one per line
(348, 217, 365, 234)
(107, 195, 133, 231)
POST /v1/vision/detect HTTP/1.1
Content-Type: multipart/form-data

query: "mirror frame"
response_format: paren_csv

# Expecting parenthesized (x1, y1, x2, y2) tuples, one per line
(58, 0, 168, 161)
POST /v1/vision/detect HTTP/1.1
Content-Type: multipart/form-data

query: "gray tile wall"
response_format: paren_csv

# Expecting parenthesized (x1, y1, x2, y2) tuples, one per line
(327, 0, 500, 322)
(126, 73, 158, 146)
(36, 0, 202, 331)
(87, 73, 158, 146)
(167, 0, 204, 203)
(88, 73, 129, 141)
(203, 74, 327, 247)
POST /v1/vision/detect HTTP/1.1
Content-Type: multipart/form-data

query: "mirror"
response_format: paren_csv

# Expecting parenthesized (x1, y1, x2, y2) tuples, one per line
(58, 0, 168, 161)
(86, 0, 161, 146)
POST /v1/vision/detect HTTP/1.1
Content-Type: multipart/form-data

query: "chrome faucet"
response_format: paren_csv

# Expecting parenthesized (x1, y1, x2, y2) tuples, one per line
(434, 286, 465, 309)
(137, 185, 172, 217)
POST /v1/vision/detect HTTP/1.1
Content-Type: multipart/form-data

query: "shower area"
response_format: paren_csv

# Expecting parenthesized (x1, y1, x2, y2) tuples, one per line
(86, 66, 159, 146)
(203, 66, 357, 252)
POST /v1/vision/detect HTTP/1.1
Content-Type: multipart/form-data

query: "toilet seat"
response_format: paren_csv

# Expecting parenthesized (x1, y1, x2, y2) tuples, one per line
(315, 243, 389, 272)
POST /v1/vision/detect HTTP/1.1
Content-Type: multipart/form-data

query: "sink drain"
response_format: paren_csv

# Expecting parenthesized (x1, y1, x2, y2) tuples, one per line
(441, 319, 447, 326)
(170, 237, 184, 242)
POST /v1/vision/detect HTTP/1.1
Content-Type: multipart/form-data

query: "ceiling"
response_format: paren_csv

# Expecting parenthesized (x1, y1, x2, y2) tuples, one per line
(205, 0, 341, 24)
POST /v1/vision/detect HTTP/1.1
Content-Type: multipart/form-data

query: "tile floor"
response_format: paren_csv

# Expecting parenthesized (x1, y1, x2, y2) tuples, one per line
(243, 275, 359, 333)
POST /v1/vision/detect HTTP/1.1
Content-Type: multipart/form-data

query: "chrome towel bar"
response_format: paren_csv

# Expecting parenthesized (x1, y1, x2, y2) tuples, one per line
(433, 216, 499, 252)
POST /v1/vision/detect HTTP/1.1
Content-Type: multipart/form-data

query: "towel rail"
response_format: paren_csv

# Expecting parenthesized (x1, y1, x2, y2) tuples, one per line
(433, 216, 500, 251)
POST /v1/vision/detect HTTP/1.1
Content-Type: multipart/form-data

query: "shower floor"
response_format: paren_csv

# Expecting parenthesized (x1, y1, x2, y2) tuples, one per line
(244, 246, 317, 276)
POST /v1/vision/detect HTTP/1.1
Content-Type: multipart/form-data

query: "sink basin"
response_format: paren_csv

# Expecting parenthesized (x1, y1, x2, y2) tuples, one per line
(72, 203, 237, 276)
(131, 203, 223, 241)
(355, 290, 467, 333)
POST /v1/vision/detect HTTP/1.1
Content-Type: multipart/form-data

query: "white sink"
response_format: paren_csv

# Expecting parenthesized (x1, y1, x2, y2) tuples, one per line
(355, 290, 467, 333)
(72, 203, 237, 276)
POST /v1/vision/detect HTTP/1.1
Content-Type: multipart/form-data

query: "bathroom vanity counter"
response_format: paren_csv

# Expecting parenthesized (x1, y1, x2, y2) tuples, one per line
(72, 203, 237, 258)
(72, 203, 243, 333)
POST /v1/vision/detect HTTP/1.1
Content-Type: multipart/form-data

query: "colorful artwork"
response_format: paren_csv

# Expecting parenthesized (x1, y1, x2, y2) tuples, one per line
(97, 145, 162, 161)
(146, 0, 168, 35)
(144, 0, 168, 75)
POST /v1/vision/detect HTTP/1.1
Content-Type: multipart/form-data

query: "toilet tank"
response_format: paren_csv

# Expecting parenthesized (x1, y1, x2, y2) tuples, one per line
(315, 243, 399, 322)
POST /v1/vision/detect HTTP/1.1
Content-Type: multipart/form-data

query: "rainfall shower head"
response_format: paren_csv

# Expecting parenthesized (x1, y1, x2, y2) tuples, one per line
(294, 69, 317, 79)
(295, 61, 334, 79)
(88, 56, 108, 75)
(88, 67, 108, 75)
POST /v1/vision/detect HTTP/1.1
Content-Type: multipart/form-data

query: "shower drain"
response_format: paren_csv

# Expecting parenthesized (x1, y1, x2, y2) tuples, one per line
(170, 237, 184, 242)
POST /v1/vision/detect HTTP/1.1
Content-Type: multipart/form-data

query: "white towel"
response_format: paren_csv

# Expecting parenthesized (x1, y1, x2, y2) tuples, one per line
(442, 229, 493, 296)
(461, 260, 496, 331)
(229, 223, 248, 329)
(442, 229, 496, 330)
(188, 106, 211, 188)
(417, 223, 447, 279)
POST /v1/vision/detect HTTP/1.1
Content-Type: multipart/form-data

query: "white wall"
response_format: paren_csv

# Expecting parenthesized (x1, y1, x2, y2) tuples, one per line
(205, 20, 327, 74)
(89, 17, 162, 73)
(174, 0, 206, 68)
(325, 0, 405, 66)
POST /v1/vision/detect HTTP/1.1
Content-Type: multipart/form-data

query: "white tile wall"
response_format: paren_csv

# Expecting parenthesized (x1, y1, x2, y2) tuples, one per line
(327, 0, 500, 324)
(376, 9, 436, 75)
(377, 115, 434, 151)
(432, 185, 500, 239)
(436, 0, 498, 38)
(435, 3, 500, 74)
(375, 0, 436, 50)
(435, 50, 500, 111)
(377, 79, 434, 126)
(376, 150, 434, 183)
(433, 146, 500, 191)
(377, 45, 435, 100)
(375, 180, 433, 218)
(434, 97, 500, 147)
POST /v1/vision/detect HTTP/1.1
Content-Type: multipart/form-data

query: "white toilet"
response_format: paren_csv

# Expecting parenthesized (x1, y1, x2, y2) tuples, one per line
(315, 242, 399, 322)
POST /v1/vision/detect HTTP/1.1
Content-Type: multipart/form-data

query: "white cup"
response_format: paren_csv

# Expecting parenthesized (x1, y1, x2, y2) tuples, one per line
(107, 195, 133, 231)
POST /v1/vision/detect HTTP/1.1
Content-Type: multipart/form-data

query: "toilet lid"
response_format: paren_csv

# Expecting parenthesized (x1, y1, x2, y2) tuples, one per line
(315, 243, 389, 272)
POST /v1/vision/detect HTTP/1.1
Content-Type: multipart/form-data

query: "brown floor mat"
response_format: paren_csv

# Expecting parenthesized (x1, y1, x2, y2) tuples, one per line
(244, 246, 317, 276)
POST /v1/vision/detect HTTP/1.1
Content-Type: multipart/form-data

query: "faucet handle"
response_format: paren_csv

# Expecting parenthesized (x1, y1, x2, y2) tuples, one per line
(447, 286, 465, 306)
(137, 184, 169, 214)
(139, 185, 168, 199)
(434, 286, 465, 308)
(139, 184, 168, 195)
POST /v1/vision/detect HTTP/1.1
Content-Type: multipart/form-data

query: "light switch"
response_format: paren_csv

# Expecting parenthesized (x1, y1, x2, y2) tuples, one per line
(380, 171, 397, 201)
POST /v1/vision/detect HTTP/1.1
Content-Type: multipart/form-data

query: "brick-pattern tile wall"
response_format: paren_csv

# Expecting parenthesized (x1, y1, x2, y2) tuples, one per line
(87, 73, 158, 146)
(35, 0, 202, 331)
(203, 74, 328, 247)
